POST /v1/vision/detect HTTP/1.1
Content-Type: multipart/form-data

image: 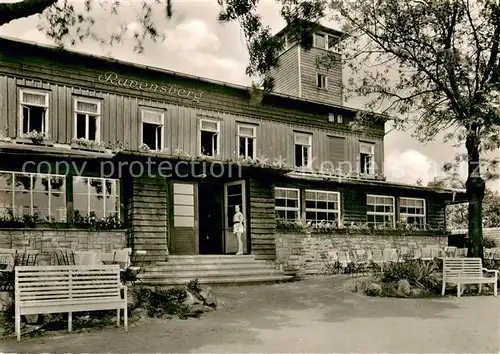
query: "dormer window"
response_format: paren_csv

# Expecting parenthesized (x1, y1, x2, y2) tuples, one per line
(313, 32, 340, 52)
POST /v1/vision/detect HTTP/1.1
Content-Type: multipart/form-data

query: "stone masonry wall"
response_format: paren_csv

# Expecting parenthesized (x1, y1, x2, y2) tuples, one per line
(0, 228, 127, 265)
(275, 231, 448, 276)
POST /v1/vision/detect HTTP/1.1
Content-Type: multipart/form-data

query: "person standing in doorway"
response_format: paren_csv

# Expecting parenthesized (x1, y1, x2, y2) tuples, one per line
(233, 205, 244, 255)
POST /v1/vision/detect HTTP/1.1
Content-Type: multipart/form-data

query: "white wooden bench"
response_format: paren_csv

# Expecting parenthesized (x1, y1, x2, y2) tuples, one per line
(441, 258, 498, 297)
(15, 265, 128, 341)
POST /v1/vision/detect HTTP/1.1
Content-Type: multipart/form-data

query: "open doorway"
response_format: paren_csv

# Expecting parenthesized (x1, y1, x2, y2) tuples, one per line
(198, 183, 224, 254)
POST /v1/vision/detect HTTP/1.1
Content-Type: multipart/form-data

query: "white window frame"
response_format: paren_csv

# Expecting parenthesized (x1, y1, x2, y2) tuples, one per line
(337, 115, 343, 124)
(199, 118, 220, 157)
(73, 176, 121, 219)
(140, 108, 165, 151)
(304, 189, 341, 225)
(237, 124, 256, 159)
(359, 142, 375, 175)
(0, 170, 67, 221)
(19, 89, 49, 136)
(275, 187, 300, 221)
(74, 97, 101, 142)
(399, 197, 426, 227)
(316, 73, 328, 89)
(294, 132, 312, 168)
(366, 194, 395, 228)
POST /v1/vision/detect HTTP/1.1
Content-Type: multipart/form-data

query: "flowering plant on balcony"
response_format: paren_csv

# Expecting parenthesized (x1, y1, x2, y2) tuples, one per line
(24, 130, 49, 144)
(73, 210, 123, 230)
(139, 143, 150, 152)
(71, 138, 106, 150)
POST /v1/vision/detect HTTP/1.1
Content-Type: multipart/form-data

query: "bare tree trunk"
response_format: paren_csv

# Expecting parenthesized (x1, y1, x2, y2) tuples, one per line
(465, 134, 485, 258)
(0, 0, 57, 26)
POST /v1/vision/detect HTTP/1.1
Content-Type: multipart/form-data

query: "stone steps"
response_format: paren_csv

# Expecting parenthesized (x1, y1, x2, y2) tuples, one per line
(139, 255, 293, 286)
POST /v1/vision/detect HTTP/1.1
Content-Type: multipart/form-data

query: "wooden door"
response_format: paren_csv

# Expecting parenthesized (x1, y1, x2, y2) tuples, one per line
(169, 182, 198, 255)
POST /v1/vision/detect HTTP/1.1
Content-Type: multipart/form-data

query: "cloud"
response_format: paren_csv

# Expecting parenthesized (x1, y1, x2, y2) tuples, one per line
(385, 149, 442, 185)
(163, 19, 220, 52)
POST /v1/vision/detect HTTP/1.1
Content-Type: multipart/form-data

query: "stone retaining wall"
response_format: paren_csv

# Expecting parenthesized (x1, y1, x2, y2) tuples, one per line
(275, 231, 449, 276)
(0, 228, 127, 265)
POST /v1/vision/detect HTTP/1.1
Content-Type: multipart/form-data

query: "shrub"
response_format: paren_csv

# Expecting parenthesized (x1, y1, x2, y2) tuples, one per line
(381, 259, 439, 289)
(483, 237, 497, 248)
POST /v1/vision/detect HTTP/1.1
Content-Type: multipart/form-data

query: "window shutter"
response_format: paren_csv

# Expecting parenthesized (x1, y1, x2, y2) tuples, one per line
(76, 100, 99, 114)
(142, 110, 163, 125)
(21, 92, 47, 106)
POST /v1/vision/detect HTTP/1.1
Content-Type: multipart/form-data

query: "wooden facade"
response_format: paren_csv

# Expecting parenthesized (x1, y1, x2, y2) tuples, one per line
(0, 33, 460, 264)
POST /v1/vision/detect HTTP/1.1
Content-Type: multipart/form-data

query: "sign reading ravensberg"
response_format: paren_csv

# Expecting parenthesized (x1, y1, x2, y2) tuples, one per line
(98, 72, 203, 103)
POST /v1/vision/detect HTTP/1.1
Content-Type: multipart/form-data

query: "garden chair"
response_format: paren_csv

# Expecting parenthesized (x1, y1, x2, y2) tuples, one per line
(456, 248, 468, 257)
(383, 248, 398, 263)
(320, 250, 339, 274)
(430, 247, 443, 259)
(369, 249, 385, 272)
(0, 249, 16, 291)
(74, 251, 99, 265)
(353, 249, 369, 276)
(337, 250, 351, 274)
(14, 250, 39, 266)
(54, 248, 76, 265)
(112, 248, 132, 269)
(419, 247, 433, 261)
(444, 246, 457, 258)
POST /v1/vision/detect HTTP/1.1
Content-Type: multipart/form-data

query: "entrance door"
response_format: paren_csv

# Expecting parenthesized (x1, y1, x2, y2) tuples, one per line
(198, 183, 223, 254)
(224, 180, 247, 254)
(169, 182, 198, 255)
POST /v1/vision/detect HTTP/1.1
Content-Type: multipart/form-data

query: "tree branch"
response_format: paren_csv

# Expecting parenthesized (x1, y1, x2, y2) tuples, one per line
(0, 0, 58, 26)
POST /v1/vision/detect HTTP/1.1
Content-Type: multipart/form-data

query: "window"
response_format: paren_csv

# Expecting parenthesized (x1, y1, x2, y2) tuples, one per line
(367, 195, 395, 228)
(200, 119, 219, 156)
(294, 132, 312, 168)
(0, 171, 66, 222)
(141, 109, 164, 151)
(305, 190, 340, 225)
(173, 183, 195, 227)
(74, 98, 100, 141)
(328, 113, 335, 122)
(19, 89, 49, 136)
(237, 125, 256, 159)
(359, 142, 375, 174)
(313, 32, 340, 52)
(314, 33, 326, 49)
(275, 187, 300, 220)
(337, 115, 343, 124)
(317, 74, 328, 89)
(73, 177, 120, 219)
(399, 197, 426, 227)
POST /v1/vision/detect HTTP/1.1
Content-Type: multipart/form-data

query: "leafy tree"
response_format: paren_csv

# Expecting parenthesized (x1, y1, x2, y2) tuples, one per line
(0, 0, 173, 53)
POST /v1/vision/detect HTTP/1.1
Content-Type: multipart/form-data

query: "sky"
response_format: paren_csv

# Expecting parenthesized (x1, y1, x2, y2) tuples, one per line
(0, 0, 498, 192)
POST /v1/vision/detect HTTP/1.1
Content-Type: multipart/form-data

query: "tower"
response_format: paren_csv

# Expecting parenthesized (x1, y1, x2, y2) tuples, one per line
(270, 23, 343, 105)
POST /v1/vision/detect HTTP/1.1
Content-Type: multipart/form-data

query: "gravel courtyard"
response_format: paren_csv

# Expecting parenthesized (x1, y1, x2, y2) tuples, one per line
(2, 276, 499, 353)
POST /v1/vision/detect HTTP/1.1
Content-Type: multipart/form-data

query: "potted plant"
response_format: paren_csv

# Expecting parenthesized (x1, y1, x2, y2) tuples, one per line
(71, 138, 106, 151)
(25, 130, 49, 145)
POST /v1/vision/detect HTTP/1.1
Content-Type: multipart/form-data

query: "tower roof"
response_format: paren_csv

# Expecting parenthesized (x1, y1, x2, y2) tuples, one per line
(274, 20, 344, 39)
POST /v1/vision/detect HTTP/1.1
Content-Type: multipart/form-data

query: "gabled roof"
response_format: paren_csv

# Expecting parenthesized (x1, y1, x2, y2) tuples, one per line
(0, 35, 374, 118)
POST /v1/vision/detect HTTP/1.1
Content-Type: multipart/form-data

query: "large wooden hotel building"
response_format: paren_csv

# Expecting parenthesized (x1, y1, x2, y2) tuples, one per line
(0, 23, 464, 283)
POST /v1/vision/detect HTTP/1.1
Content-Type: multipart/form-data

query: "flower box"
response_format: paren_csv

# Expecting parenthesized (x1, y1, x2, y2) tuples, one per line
(14, 137, 54, 147)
